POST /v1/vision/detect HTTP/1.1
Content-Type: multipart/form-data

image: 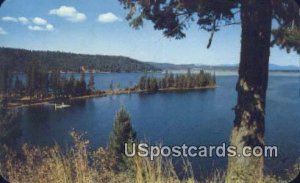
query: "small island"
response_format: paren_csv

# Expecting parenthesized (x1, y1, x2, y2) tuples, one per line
(133, 69, 216, 93)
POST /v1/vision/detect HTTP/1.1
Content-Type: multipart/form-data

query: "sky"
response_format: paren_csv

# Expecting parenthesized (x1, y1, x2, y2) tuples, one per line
(0, 0, 299, 66)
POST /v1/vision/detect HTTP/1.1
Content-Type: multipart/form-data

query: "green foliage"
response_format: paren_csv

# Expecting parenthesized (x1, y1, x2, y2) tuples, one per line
(272, 28, 300, 53)
(13, 76, 25, 96)
(49, 70, 62, 99)
(25, 60, 49, 99)
(50, 71, 89, 98)
(108, 107, 136, 172)
(0, 47, 160, 73)
(109, 80, 114, 91)
(0, 99, 20, 147)
(74, 72, 87, 96)
(87, 72, 96, 94)
(119, 0, 300, 50)
(137, 70, 216, 92)
(0, 63, 13, 95)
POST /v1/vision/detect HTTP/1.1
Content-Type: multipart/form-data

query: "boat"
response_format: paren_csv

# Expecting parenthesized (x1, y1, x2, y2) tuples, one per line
(54, 103, 71, 110)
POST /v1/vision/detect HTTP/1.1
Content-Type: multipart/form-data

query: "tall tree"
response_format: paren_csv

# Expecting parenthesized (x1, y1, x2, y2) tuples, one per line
(118, 0, 300, 181)
(0, 64, 12, 96)
(88, 72, 96, 93)
(14, 76, 24, 96)
(65, 74, 76, 97)
(108, 107, 136, 172)
(109, 80, 114, 92)
(75, 71, 87, 96)
(49, 69, 62, 99)
(0, 99, 20, 147)
(26, 60, 38, 100)
(26, 60, 49, 100)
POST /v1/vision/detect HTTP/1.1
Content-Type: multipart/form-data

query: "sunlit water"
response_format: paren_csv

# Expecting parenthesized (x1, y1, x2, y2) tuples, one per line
(14, 73, 300, 176)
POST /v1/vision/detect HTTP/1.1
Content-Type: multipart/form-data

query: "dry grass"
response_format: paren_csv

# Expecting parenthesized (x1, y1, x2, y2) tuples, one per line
(0, 132, 298, 183)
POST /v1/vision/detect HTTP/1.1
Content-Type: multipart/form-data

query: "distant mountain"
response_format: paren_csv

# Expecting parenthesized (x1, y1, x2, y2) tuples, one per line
(269, 64, 299, 71)
(147, 62, 238, 71)
(0, 47, 160, 72)
(146, 62, 197, 70)
(148, 62, 299, 72)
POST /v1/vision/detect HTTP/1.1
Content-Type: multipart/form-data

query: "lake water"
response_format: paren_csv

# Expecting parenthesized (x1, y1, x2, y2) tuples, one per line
(14, 73, 300, 176)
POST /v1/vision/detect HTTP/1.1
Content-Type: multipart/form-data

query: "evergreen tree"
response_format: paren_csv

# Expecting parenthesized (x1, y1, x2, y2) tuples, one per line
(14, 76, 24, 96)
(212, 72, 217, 86)
(0, 99, 21, 147)
(39, 70, 49, 98)
(108, 107, 136, 172)
(109, 80, 114, 92)
(25, 60, 49, 99)
(138, 75, 147, 90)
(65, 74, 76, 97)
(0, 64, 12, 95)
(26, 60, 38, 100)
(88, 72, 96, 94)
(49, 69, 61, 99)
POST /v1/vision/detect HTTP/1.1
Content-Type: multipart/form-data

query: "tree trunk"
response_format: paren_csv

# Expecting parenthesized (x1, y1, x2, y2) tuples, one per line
(227, 0, 273, 182)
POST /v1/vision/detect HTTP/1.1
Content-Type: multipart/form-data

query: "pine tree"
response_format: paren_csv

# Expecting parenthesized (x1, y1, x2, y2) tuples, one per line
(49, 69, 61, 99)
(138, 75, 147, 90)
(26, 60, 37, 100)
(109, 80, 114, 92)
(65, 74, 76, 97)
(14, 76, 24, 96)
(74, 72, 87, 96)
(25, 60, 49, 99)
(87, 72, 96, 94)
(0, 64, 12, 96)
(0, 99, 20, 147)
(80, 72, 86, 93)
(108, 107, 136, 172)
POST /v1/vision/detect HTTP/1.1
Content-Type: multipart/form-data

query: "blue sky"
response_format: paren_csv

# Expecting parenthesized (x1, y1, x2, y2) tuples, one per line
(0, 0, 299, 66)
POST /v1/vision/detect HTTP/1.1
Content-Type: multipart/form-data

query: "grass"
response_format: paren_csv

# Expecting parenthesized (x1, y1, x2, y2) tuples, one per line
(0, 131, 298, 183)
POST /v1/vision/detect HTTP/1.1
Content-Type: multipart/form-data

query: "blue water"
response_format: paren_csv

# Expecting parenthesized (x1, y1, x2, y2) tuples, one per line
(15, 73, 300, 175)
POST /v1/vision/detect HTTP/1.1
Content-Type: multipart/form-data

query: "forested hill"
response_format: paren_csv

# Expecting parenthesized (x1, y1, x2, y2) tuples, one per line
(0, 47, 160, 72)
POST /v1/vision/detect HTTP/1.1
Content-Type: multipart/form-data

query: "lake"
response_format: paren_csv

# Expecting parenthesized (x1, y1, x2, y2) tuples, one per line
(14, 72, 300, 176)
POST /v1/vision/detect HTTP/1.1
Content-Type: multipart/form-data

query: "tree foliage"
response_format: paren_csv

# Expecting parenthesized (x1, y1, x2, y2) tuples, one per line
(0, 99, 20, 147)
(26, 60, 49, 99)
(119, 0, 300, 49)
(0, 63, 12, 95)
(88, 72, 96, 93)
(108, 107, 136, 172)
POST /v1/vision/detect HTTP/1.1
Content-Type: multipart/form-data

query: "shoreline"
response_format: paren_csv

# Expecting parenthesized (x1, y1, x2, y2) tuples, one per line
(7, 85, 217, 109)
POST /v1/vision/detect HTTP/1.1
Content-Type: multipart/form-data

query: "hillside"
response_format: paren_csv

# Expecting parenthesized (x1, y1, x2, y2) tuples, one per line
(146, 62, 197, 70)
(0, 47, 160, 72)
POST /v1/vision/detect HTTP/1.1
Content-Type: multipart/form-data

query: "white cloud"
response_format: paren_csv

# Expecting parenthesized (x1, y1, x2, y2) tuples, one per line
(46, 24, 54, 31)
(49, 6, 86, 22)
(2, 16, 29, 24)
(0, 27, 8, 35)
(97, 12, 121, 23)
(2, 16, 18, 22)
(2, 15, 54, 32)
(28, 25, 44, 31)
(28, 23, 54, 31)
(32, 17, 48, 25)
(18, 17, 29, 24)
